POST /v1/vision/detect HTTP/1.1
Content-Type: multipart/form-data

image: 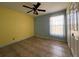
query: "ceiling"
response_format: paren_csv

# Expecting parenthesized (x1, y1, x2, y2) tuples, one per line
(0, 2, 69, 16)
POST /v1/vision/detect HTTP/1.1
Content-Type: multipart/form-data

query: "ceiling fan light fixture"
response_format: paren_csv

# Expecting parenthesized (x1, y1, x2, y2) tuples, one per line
(23, 2, 46, 15)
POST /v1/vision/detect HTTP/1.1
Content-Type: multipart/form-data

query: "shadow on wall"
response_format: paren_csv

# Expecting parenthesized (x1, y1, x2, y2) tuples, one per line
(35, 10, 67, 42)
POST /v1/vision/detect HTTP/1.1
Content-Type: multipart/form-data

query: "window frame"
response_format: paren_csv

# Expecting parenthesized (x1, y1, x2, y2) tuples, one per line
(49, 14, 65, 38)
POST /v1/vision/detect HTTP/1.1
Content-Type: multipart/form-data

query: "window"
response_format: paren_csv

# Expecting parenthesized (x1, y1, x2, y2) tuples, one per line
(50, 15, 64, 37)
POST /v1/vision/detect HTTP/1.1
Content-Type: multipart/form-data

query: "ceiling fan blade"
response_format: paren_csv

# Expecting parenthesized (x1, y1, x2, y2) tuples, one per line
(37, 9, 46, 12)
(27, 10, 33, 13)
(35, 2, 41, 9)
(23, 5, 32, 9)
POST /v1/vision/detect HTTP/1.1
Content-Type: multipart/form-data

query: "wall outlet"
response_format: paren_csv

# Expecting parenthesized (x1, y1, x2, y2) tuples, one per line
(12, 38, 15, 40)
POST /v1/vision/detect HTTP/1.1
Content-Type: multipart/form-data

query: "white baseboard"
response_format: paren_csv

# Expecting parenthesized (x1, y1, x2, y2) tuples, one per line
(0, 35, 33, 48)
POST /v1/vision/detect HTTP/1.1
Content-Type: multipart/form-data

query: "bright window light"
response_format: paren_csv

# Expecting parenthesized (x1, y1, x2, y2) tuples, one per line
(50, 15, 64, 36)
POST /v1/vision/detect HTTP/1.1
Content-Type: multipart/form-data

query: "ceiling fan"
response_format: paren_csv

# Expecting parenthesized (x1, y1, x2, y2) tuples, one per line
(23, 2, 46, 15)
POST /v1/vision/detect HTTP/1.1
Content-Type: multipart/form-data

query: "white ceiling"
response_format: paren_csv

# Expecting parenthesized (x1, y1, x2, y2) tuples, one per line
(0, 2, 69, 16)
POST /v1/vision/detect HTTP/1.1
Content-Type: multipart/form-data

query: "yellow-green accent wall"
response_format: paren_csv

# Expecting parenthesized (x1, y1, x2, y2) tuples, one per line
(0, 6, 34, 47)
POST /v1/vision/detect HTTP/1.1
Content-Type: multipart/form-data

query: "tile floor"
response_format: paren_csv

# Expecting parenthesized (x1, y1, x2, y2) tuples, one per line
(0, 37, 72, 57)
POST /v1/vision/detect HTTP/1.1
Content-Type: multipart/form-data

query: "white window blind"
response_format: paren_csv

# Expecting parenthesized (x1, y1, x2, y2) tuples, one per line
(50, 15, 64, 36)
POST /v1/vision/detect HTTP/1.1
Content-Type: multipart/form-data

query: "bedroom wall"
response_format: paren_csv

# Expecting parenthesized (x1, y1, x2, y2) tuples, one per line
(35, 10, 67, 42)
(0, 6, 34, 47)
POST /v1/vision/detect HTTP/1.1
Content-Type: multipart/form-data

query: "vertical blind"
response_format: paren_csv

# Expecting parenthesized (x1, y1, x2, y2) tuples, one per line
(50, 15, 64, 36)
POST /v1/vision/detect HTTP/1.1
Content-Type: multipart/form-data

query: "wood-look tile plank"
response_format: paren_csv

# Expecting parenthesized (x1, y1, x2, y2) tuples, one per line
(0, 37, 72, 57)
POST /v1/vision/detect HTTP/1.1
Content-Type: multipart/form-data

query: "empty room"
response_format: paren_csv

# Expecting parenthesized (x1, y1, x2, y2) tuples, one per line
(0, 2, 79, 57)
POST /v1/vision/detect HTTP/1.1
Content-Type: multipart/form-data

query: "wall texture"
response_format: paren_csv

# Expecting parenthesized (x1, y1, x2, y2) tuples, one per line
(0, 6, 34, 47)
(35, 10, 67, 42)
